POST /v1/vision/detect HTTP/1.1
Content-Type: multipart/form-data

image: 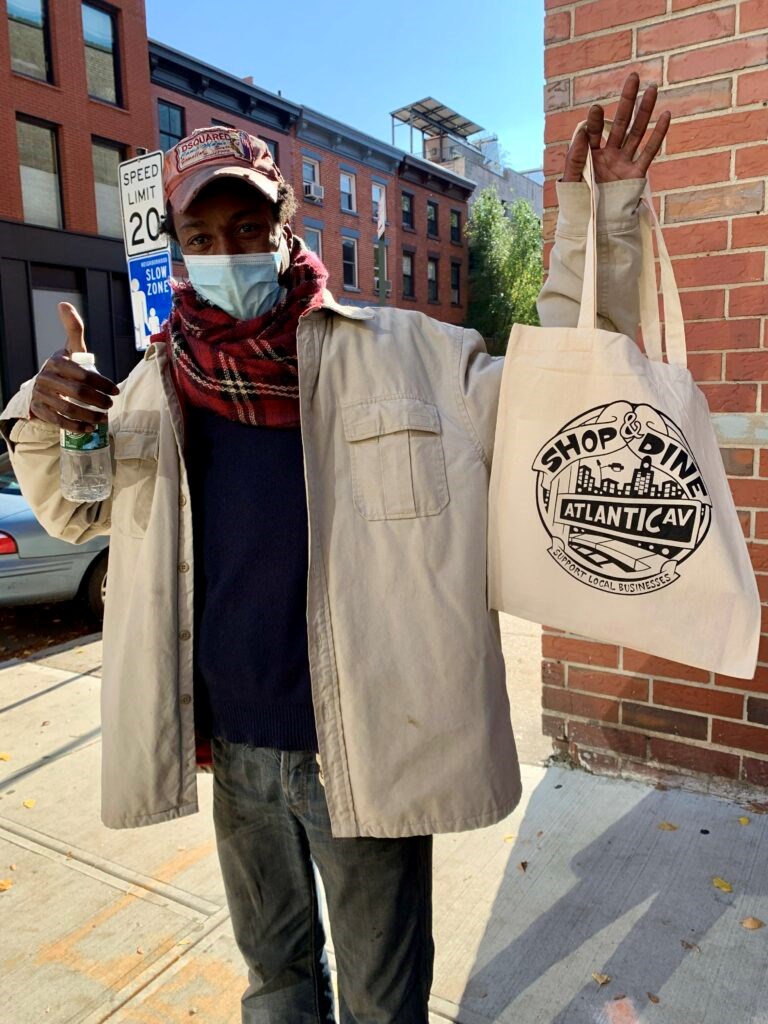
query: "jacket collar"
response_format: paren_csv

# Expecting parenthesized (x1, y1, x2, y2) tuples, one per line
(318, 289, 375, 320)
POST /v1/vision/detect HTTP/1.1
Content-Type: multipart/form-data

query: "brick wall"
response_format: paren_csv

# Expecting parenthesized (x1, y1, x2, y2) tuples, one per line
(0, 0, 156, 231)
(543, 0, 768, 789)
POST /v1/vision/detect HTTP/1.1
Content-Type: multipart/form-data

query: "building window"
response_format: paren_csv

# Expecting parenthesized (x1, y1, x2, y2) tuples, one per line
(31, 265, 83, 368)
(428, 258, 438, 302)
(451, 262, 461, 304)
(16, 117, 62, 229)
(402, 192, 414, 230)
(372, 183, 386, 222)
(340, 171, 356, 213)
(342, 237, 358, 287)
(427, 201, 439, 238)
(303, 157, 320, 184)
(158, 100, 184, 151)
(264, 139, 278, 163)
(402, 252, 414, 298)
(92, 139, 123, 237)
(211, 117, 234, 128)
(8, 0, 51, 82)
(305, 227, 322, 258)
(374, 242, 387, 293)
(82, 2, 120, 105)
(450, 209, 462, 244)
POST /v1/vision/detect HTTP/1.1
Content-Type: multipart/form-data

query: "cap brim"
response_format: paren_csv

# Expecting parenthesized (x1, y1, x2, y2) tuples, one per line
(168, 164, 279, 213)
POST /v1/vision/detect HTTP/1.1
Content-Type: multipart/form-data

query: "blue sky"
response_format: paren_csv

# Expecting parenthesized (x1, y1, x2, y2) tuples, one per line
(144, 0, 545, 172)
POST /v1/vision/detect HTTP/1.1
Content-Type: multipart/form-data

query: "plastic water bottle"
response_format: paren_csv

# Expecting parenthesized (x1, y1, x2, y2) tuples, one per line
(60, 352, 113, 502)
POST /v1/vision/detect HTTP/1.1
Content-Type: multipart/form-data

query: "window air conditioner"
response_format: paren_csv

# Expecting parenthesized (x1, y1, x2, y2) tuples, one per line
(304, 182, 324, 201)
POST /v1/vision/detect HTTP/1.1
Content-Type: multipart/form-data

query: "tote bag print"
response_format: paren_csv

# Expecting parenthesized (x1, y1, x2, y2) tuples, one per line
(488, 143, 760, 680)
(533, 400, 711, 597)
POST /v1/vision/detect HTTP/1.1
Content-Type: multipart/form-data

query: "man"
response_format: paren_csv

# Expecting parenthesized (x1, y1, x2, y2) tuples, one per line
(1, 75, 669, 1023)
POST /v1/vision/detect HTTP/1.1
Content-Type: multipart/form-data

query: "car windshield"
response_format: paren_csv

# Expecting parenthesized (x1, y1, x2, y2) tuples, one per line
(0, 453, 21, 495)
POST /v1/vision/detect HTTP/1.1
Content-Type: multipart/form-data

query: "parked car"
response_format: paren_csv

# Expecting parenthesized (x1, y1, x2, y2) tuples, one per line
(0, 448, 109, 619)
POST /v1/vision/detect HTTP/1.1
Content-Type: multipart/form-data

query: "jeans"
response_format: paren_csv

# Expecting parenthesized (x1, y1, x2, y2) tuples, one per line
(211, 738, 434, 1023)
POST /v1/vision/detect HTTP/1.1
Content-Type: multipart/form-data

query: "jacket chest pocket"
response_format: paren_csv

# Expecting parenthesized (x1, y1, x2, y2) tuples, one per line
(113, 430, 159, 539)
(342, 398, 449, 521)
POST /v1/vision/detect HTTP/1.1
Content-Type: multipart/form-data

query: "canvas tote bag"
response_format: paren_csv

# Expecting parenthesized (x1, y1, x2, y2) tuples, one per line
(488, 141, 760, 680)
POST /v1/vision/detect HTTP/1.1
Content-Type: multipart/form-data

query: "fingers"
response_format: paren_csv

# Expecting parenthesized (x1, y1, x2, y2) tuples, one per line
(562, 126, 589, 182)
(585, 104, 605, 150)
(606, 72, 640, 148)
(637, 110, 672, 174)
(29, 394, 102, 432)
(623, 84, 658, 158)
(57, 302, 87, 356)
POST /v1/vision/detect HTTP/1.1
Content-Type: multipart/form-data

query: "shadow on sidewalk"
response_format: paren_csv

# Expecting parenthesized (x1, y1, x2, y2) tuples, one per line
(456, 768, 768, 1024)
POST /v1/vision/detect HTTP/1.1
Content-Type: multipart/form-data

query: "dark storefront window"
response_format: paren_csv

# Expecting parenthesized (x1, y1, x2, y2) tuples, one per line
(82, 3, 120, 105)
(16, 117, 62, 229)
(8, 0, 51, 82)
(158, 100, 184, 152)
(92, 139, 124, 237)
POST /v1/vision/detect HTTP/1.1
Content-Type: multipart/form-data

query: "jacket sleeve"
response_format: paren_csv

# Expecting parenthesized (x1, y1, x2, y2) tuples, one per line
(0, 378, 124, 545)
(460, 178, 645, 463)
(537, 177, 645, 337)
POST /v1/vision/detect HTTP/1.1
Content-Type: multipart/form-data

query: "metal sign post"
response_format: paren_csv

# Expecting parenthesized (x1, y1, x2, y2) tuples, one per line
(118, 150, 173, 351)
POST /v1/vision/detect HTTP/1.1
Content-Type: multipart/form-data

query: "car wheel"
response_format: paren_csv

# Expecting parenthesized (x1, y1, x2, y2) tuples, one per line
(83, 551, 108, 621)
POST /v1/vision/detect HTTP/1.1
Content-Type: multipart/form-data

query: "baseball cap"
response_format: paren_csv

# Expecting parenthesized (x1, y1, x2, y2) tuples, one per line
(162, 126, 285, 213)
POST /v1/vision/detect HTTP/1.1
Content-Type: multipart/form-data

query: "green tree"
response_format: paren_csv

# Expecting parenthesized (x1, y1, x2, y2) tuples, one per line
(465, 188, 543, 355)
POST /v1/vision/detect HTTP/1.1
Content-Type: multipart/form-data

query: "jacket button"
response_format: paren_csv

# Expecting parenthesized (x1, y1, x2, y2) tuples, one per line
(179, 629, 191, 641)
(178, 562, 190, 573)
(179, 494, 187, 507)
(180, 694, 192, 705)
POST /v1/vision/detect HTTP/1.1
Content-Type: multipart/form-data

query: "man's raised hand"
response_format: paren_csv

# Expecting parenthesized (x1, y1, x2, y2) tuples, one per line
(562, 72, 671, 184)
(28, 302, 120, 431)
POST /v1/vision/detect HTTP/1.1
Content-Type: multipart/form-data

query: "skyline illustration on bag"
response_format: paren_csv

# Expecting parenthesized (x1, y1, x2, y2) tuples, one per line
(533, 400, 711, 596)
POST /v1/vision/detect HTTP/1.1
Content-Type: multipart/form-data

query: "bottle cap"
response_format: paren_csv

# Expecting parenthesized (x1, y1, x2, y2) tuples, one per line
(70, 352, 96, 368)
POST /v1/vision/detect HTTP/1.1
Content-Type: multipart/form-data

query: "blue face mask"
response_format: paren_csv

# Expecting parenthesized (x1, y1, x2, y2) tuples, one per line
(183, 251, 286, 321)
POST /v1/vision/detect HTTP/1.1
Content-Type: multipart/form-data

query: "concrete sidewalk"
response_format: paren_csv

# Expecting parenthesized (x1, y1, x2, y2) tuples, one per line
(1, 631, 767, 1024)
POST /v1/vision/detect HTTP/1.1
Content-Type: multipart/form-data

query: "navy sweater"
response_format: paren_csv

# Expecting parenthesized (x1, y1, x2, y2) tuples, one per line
(186, 406, 318, 752)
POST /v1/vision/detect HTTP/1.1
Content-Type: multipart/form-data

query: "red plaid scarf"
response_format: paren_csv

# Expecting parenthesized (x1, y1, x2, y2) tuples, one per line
(160, 239, 328, 429)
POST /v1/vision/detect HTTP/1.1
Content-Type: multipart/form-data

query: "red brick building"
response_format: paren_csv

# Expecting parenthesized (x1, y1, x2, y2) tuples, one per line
(0, 0, 156, 396)
(0, 8, 473, 404)
(543, 0, 768, 790)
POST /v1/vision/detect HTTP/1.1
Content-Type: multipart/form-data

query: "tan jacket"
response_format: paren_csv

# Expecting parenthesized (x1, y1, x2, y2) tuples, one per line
(1, 180, 644, 836)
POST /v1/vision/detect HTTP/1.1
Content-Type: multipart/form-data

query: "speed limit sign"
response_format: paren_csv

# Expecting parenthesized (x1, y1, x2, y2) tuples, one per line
(119, 150, 166, 257)
(118, 150, 173, 350)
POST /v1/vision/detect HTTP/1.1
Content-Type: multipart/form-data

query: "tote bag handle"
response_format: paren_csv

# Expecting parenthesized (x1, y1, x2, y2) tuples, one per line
(575, 123, 688, 369)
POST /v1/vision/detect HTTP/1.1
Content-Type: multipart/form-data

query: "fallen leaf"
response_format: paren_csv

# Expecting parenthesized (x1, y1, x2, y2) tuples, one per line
(0, 753, 10, 761)
(536, 830, 544, 838)
(177, 939, 191, 946)
(40, 721, 50, 727)
(681, 940, 701, 952)
(655, 782, 669, 791)
(592, 973, 611, 987)
(9, 864, 16, 871)
(647, 992, 660, 1004)
(712, 876, 733, 892)
(0, 879, 12, 892)
(518, 861, 528, 873)
(22, 799, 36, 809)
(136, 947, 144, 955)
(658, 821, 678, 831)
(745, 801, 768, 815)
(503, 834, 516, 843)
(741, 916, 765, 930)
(612, 994, 627, 1001)
(738, 816, 750, 826)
